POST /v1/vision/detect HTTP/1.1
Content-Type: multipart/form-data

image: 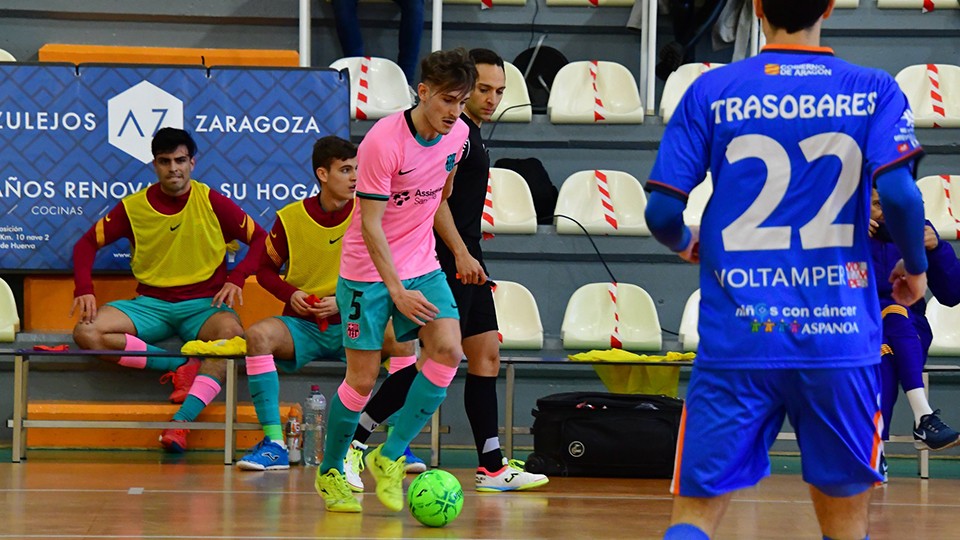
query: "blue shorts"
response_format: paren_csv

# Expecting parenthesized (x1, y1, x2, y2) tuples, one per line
(274, 316, 346, 372)
(672, 365, 883, 498)
(108, 296, 236, 343)
(336, 269, 459, 350)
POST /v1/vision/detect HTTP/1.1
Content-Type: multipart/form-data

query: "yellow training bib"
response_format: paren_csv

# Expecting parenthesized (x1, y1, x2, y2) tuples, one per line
(277, 199, 352, 298)
(123, 180, 225, 287)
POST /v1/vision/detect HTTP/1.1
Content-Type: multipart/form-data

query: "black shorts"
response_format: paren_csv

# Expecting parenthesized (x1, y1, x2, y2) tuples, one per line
(436, 240, 499, 339)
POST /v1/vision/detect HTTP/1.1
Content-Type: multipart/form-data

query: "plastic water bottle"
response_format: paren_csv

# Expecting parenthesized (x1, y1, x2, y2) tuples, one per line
(302, 385, 326, 466)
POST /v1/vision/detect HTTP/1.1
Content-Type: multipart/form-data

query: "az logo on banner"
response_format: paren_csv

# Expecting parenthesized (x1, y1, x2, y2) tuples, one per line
(108, 81, 185, 164)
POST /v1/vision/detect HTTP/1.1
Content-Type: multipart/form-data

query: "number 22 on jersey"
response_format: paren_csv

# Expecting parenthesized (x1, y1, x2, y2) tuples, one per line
(720, 132, 862, 252)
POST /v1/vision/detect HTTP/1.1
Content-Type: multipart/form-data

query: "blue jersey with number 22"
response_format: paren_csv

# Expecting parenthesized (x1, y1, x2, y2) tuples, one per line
(648, 46, 924, 369)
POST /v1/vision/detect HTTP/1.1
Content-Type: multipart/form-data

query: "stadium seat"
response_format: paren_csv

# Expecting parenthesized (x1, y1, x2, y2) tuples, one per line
(561, 282, 662, 351)
(917, 175, 960, 239)
(483, 168, 538, 234)
(927, 297, 960, 356)
(548, 61, 644, 124)
(834, 0, 860, 7)
(678, 289, 700, 353)
(545, 0, 633, 5)
(554, 170, 650, 235)
(878, 0, 958, 9)
(660, 63, 725, 124)
(329, 56, 413, 120)
(0, 49, 15, 62)
(682, 173, 713, 228)
(492, 280, 543, 349)
(0, 277, 19, 342)
(493, 61, 532, 123)
(895, 64, 960, 128)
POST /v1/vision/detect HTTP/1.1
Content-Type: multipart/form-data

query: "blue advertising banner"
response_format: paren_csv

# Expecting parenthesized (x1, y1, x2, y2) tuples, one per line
(0, 63, 350, 271)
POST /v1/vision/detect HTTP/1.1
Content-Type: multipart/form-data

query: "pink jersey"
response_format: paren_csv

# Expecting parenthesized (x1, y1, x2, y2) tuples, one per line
(340, 110, 469, 282)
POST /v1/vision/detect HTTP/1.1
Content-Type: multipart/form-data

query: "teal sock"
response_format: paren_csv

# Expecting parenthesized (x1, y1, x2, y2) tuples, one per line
(247, 368, 281, 439)
(319, 393, 361, 474)
(381, 372, 446, 460)
(144, 345, 186, 372)
(173, 374, 221, 422)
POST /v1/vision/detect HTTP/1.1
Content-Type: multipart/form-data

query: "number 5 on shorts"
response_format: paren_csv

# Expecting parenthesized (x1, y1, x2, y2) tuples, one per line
(348, 290, 363, 320)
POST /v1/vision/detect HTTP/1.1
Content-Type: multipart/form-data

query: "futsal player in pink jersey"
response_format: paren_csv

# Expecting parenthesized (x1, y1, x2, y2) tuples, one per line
(314, 48, 477, 513)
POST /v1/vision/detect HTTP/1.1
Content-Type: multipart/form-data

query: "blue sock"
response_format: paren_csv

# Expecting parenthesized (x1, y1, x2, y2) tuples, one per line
(319, 393, 361, 474)
(381, 372, 446, 460)
(664, 523, 709, 540)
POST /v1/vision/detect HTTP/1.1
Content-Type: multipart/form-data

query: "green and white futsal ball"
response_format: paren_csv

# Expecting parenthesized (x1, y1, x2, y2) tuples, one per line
(407, 469, 464, 527)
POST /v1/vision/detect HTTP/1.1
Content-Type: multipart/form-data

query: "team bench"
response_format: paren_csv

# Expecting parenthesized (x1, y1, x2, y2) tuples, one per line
(3, 348, 448, 466)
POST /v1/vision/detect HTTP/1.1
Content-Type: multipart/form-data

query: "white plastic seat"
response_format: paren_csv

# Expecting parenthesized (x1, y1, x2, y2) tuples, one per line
(927, 298, 960, 356)
(678, 289, 700, 353)
(492, 281, 543, 349)
(682, 173, 713, 228)
(660, 63, 724, 124)
(554, 170, 650, 235)
(917, 175, 960, 239)
(561, 282, 662, 351)
(834, 0, 860, 7)
(879, 0, 957, 9)
(548, 61, 644, 124)
(492, 61, 532, 123)
(895, 64, 960, 128)
(329, 56, 413, 120)
(0, 49, 15, 62)
(483, 168, 537, 234)
(0, 277, 20, 342)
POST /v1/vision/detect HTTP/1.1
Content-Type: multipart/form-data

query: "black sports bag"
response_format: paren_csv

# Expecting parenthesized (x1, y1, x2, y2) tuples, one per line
(525, 392, 683, 478)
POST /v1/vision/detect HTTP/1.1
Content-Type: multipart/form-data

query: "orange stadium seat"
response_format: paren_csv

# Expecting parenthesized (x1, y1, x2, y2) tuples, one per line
(38, 43, 299, 67)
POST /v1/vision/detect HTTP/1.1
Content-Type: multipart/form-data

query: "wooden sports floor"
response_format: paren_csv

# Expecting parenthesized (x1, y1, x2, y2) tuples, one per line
(1, 455, 957, 539)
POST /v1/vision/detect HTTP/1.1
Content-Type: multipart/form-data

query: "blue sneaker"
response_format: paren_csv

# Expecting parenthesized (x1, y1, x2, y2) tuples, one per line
(403, 446, 427, 473)
(914, 410, 960, 451)
(237, 438, 290, 471)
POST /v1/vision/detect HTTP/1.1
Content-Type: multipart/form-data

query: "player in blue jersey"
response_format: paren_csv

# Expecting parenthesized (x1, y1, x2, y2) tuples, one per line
(645, 1, 927, 539)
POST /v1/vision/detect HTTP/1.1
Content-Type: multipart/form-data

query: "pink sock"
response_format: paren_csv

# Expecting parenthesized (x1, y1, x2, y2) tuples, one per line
(118, 334, 147, 369)
(388, 355, 417, 374)
(420, 358, 458, 388)
(188, 376, 222, 405)
(337, 381, 370, 412)
(245, 355, 276, 375)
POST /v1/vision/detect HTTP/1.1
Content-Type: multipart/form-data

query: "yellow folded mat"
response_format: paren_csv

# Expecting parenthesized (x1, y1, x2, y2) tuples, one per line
(568, 350, 694, 396)
(180, 336, 247, 356)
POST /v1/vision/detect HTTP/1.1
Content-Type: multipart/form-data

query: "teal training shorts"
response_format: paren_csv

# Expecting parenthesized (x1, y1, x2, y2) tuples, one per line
(108, 296, 237, 343)
(273, 315, 346, 372)
(337, 269, 459, 350)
